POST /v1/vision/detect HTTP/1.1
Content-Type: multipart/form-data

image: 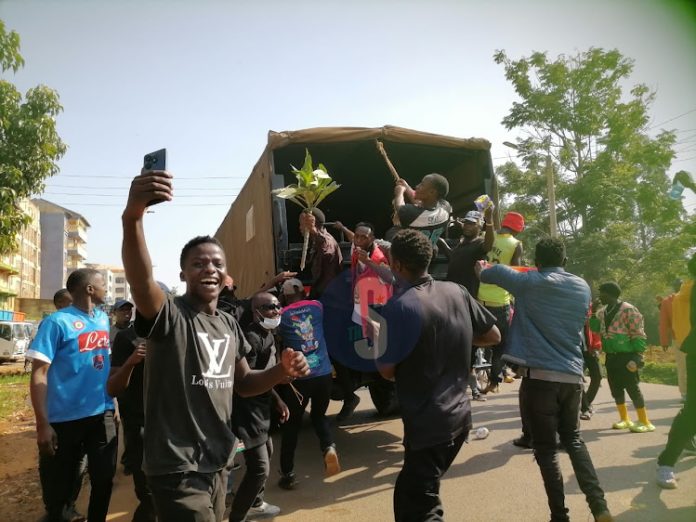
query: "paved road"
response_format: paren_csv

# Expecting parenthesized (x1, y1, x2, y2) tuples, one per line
(100, 380, 695, 521)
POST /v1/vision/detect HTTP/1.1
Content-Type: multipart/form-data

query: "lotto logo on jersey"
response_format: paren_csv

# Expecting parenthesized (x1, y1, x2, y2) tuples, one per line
(78, 330, 110, 352)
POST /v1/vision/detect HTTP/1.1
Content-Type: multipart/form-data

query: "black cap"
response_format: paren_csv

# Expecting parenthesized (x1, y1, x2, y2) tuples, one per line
(113, 299, 134, 310)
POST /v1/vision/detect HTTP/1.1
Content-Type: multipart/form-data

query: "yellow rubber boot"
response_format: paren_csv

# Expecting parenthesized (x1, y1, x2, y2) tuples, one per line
(612, 404, 634, 430)
(630, 407, 655, 433)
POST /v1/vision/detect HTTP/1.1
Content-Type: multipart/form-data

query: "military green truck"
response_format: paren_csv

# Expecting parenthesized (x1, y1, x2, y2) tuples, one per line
(215, 125, 499, 415)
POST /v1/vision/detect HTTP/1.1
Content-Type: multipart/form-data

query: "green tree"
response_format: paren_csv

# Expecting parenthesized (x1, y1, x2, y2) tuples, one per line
(0, 20, 66, 254)
(494, 48, 693, 339)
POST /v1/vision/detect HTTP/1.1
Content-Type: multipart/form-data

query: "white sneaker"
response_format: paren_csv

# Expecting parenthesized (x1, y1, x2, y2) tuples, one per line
(247, 501, 281, 519)
(323, 445, 341, 477)
(656, 465, 677, 489)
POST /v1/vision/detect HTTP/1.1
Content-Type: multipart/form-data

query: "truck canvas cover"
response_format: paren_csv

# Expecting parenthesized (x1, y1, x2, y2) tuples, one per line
(215, 125, 497, 297)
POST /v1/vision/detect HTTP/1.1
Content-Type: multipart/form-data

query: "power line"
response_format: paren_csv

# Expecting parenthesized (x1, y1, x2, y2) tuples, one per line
(55, 174, 249, 180)
(42, 202, 232, 207)
(41, 192, 239, 198)
(46, 184, 242, 190)
(650, 108, 696, 129)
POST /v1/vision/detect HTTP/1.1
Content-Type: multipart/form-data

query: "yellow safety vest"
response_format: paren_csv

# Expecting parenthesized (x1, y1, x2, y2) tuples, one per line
(477, 233, 519, 305)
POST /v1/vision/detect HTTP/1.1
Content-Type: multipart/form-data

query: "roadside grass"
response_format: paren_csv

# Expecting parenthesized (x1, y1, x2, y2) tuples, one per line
(641, 346, 678, 385)
(0, 373, 31, 422)
(595, 346, 678, 386)
(640, 362, 678, 386)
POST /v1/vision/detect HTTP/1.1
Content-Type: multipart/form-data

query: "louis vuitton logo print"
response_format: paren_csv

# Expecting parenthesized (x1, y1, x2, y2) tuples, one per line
(197, 332, 233, 378)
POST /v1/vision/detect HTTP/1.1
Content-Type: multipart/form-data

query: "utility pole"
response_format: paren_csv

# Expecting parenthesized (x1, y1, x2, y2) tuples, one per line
(503, 141, 558, 237)
(545, 153, 558, 238)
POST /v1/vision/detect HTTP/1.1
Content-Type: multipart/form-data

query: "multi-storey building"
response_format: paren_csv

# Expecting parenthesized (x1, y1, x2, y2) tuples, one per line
(112, 267, 131, 303)
(0, 256, 19, 310)
(34, 199, 90, 300)
(85, 264, 129, 306)
(0, 199, 42, 310)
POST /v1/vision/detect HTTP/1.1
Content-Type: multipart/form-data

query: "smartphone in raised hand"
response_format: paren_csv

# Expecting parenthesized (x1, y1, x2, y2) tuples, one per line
(142, 148, 167, 206)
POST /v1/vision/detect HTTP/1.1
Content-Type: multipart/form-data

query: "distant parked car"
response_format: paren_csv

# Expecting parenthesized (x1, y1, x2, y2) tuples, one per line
(0, 321, 31, 363)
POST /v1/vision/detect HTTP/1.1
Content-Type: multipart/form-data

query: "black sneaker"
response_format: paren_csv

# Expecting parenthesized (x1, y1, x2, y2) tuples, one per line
(336, 394, 361, 423)
(512, 436, 532, 449)
(278, 471, 297, 490)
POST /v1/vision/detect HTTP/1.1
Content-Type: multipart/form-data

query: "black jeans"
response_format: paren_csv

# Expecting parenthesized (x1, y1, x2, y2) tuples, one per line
(393, 431, 468, 522)
(278, 373, 333, 474)
(122, 417, 156, 522)
(229, 438, 273, 522)
(658, 351, 696, 467)
(39, 410, 118, 522)
(148, 469, 228, 522)
(484, 304, 510, 385)
(581, 352, 602, 413)
(605, 352, 645, 408)
(332, 359, 358, 401)
(520, 378, 607, 522)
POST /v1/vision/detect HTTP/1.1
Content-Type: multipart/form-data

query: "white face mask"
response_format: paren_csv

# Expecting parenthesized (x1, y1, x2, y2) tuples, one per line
(259, 315, 281, 330)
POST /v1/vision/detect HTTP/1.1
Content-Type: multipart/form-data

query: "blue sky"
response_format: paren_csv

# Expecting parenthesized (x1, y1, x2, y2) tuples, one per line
(2, 0, 695, 292)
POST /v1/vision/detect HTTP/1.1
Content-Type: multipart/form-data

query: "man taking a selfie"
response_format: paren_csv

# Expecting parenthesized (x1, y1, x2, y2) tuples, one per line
(121, 167, 309, 521)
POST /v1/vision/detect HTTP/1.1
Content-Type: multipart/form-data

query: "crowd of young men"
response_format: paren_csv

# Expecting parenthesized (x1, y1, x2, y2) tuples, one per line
(27, 166, 694, 522)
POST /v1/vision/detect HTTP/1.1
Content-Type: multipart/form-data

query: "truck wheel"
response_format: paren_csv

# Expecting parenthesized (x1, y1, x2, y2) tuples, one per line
(368, 379, 398, 416)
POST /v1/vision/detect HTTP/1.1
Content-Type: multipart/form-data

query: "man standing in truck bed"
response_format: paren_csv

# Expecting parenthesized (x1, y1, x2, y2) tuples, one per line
(299, 208, 343, 298)
(392, 174, 451, 248)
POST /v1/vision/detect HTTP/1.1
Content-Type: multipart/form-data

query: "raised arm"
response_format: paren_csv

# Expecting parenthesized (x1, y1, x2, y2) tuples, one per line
(393, 182, 407, 211)
(482, 207, 495, 253)
(122, 171, 173, 319)
(437, 237, 453, 258)
(332, 221, 354, 242)
(259, 271, 298, 293)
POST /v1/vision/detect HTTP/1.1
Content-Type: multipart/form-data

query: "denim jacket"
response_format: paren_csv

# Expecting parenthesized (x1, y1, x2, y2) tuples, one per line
(480, 265, 590, 377)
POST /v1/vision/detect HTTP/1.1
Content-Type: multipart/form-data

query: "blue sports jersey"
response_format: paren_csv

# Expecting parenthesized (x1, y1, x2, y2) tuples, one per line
(27, 305, 114, 423)
(279, 300, 332, 378)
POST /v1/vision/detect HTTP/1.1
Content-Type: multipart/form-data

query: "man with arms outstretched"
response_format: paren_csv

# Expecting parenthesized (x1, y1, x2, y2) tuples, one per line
(121, 169, 309, 522)
(478, 238, 612, 522)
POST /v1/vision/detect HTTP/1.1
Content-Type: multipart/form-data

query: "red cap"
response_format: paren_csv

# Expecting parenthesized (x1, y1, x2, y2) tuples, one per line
(501, 212, 525, 233)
